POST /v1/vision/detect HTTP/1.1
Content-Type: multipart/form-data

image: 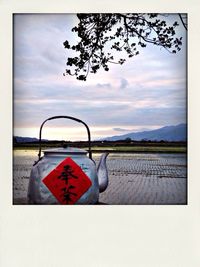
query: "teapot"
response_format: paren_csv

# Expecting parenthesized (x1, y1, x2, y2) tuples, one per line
(27, 116, 109, 204)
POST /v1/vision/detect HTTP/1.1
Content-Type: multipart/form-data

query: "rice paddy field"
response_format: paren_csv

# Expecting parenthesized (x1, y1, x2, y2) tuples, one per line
(13, 149, 187, 205)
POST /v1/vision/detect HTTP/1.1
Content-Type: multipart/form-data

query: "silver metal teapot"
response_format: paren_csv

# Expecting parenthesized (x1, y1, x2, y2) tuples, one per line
(27, 116, 109, 204)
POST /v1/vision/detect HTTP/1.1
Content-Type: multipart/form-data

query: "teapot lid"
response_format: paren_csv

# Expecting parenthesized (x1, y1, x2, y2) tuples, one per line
(43, 147, 87, 156)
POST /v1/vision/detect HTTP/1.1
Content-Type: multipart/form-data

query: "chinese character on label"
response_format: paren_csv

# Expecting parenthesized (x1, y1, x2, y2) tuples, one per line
(42, 157, 92, 204)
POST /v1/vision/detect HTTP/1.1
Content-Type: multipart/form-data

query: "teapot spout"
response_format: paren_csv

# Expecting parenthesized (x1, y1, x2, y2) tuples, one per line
(97, 152, 109, 193)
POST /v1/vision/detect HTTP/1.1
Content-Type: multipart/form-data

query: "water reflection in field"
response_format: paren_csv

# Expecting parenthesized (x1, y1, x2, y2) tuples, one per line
(13, 150, 187, 205)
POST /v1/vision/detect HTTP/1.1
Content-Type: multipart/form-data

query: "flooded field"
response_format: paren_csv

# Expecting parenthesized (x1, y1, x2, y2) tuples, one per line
(13, 150, 187, 205)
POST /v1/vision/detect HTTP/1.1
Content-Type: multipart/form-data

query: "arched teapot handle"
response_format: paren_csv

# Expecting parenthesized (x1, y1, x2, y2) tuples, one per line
(36, 116, 92, 164)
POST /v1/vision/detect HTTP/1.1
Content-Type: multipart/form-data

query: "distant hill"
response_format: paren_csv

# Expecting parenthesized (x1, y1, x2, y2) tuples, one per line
(14, 136, 49, 143)
(14, 136, 38, 143)
(102, 124, 187, 142)
(14, 124, 187, 143)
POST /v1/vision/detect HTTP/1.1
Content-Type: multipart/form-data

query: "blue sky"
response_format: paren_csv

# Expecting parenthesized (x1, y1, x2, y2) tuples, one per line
(14, 14, 187, 141)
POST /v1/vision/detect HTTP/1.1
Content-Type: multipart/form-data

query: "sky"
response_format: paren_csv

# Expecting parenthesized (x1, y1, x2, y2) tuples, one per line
(14, 14, 187, 141)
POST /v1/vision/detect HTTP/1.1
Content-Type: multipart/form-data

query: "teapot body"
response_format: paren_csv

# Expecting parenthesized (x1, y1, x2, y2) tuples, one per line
(28, 151, 99, 204)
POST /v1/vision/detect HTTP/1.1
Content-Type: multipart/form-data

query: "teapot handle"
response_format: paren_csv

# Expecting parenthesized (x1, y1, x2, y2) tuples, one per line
(36, 116, 92, 163)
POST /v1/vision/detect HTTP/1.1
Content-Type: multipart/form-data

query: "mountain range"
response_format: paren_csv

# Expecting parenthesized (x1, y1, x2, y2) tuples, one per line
(14, 136, 48, 143)
(14, 124, 187, 143)
(102, 123, 187, 142)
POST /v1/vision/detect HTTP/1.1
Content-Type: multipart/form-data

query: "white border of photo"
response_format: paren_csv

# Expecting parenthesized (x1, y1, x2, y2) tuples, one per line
(0, 1, 199, 266)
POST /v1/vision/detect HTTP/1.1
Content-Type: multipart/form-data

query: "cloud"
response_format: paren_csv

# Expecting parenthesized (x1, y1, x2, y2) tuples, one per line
(96, 83, 111, 88)
(113, 128, 132, 132)
(13, 14, 187, 139)
(120, 78, 129, 89)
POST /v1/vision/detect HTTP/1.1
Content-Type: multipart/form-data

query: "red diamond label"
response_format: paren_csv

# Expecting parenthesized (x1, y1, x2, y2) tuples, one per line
(42, 157, 92, 204)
